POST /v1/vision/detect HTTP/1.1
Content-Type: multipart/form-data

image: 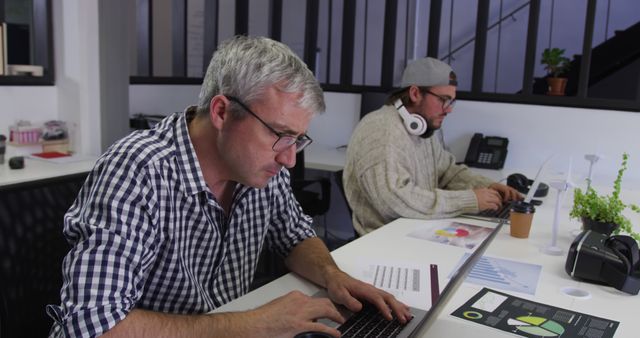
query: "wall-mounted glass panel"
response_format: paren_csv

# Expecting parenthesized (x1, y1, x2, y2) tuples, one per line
(482, 0, 529, 94)
(127, 0, 640, 111)
(439, 0, 479, 92)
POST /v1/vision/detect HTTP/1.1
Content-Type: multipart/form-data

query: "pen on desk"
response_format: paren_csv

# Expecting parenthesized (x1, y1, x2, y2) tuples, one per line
(430, 264, 440, 305)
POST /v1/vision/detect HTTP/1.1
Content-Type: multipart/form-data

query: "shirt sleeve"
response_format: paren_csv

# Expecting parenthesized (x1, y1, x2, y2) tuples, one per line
(47, 155, 159, 338)
(358, 157, 479, 221)
(264, 169, 317, 258)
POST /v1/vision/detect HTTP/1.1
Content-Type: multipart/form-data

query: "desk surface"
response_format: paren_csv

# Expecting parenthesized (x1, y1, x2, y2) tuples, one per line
(0, 156, 97, 188)
(304, 143, 346, 172)
(215, 189, 640, 337)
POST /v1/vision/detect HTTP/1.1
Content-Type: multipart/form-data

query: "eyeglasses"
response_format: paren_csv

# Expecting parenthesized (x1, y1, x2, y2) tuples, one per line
(226, 96, 313, 153)
(424, 90, 456, 110)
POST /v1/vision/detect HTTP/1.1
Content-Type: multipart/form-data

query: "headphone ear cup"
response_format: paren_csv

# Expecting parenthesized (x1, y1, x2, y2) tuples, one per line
(403, 114, 427, 136)
(395, 100, 428, 136)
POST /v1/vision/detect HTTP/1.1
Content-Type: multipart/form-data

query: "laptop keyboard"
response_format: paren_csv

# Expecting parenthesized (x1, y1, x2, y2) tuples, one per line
(337, 303, 406, 337)
(476, 201, 513, 220)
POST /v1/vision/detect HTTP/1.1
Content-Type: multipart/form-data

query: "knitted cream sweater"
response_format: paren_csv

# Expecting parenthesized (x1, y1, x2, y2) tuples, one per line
(343, 104, 495, 235)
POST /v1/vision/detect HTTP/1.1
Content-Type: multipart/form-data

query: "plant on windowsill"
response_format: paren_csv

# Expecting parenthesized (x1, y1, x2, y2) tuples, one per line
(541, 47, 570, 96)
(569, 153, 640, 242)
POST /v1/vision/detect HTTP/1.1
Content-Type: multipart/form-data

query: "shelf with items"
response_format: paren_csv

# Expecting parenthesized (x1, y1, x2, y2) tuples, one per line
(8, 120, 71, 154)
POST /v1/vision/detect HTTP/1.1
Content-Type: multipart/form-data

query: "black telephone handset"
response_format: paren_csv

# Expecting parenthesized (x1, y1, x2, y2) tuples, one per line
(464, 133, 509, 169)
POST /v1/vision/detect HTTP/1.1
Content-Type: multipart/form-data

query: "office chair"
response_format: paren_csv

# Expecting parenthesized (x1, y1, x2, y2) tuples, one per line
(0, 283, 7, 338)
(334, 169, 358, 240)
(290, 151, 331, 217)
(0, 174, 87, 338)
(360, 91, 389, 119)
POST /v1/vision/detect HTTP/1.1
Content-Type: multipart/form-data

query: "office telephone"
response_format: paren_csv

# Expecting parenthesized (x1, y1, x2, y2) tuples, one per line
(464, 133, 508, 169)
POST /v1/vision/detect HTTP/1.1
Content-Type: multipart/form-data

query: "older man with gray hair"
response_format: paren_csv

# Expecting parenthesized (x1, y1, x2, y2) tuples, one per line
(48, 36, 410, 338)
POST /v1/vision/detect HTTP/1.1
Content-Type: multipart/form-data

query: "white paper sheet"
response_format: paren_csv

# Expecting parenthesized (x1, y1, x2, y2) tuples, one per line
(343, 259, 436, 310)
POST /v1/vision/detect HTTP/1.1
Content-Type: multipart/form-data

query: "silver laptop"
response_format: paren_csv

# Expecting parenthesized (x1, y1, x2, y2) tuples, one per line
(462, 156, 552, 223)
(318, 220, 506, 337)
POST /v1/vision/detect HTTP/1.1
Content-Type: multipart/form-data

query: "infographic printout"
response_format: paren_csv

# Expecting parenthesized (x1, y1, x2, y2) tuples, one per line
(407, 221, 493, 250)
(452, 288, 619, 338)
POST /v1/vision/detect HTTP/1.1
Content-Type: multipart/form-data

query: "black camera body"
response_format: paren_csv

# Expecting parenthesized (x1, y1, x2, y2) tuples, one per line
(566, 230, 640, 295)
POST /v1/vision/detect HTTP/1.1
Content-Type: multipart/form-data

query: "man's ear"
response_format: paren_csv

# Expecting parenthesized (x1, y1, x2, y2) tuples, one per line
(209, 95, 229, 130)
(408, 85, 423, 104)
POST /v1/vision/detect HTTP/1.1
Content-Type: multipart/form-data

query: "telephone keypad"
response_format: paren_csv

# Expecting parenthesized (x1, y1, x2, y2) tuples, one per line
(478, 152, 493, 164)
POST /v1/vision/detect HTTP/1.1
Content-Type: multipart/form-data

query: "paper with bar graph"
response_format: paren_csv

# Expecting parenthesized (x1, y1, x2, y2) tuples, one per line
(350, 259, 434, 310)
(450, 254, 542, 295)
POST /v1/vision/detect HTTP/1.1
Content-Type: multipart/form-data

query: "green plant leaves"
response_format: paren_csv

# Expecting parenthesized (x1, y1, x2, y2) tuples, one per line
(570, 153, 639, 242)
(541, 47, 571, 77)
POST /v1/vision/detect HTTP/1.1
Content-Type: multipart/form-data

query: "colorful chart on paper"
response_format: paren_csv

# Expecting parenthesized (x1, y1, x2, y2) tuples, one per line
(452, 288, 619, 338)
(407, 221, 493, 250)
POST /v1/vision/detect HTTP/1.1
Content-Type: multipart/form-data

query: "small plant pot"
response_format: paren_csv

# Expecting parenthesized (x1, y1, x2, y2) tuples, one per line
(581, 217, 619, 236)
(546, 77, 568, 96)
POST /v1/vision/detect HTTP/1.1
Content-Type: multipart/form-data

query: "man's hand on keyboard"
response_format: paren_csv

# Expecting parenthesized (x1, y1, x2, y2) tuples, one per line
(250, 290, 345, 338)
(488, 183, 523, 202)
(324, 268, 412, 325)
(474, 187, 502, 211)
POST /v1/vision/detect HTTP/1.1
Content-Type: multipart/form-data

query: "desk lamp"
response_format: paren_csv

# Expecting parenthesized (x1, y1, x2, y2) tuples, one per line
(542, 158, 574, 256)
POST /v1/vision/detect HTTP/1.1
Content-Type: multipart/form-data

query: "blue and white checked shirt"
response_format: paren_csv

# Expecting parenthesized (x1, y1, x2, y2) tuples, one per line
(47, 107, 316, 337)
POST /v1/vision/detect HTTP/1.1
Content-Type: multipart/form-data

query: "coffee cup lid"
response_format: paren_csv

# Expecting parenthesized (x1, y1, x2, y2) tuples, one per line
(511, 200, 535, 213)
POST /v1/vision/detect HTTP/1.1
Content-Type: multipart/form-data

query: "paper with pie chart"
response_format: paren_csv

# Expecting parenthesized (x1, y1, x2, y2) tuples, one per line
(407, 221, 493, 250)
(452, 288, 619, 338)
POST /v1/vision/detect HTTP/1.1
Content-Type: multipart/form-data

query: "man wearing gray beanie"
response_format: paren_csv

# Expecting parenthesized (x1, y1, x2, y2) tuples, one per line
(343, 57, 521, 236)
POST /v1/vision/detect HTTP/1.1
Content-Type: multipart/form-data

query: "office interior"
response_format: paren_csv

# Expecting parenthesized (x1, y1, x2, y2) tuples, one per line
(1, 0, 640, 337)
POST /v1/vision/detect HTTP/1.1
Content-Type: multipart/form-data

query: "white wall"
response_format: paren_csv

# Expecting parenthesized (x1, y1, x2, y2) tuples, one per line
(445, 101, 640, 187)
(0, 87, 58, 132)
(129, 85, 201, 116)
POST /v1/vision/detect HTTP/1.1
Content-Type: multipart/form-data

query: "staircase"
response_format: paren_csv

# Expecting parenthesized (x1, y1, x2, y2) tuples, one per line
(535, 21, 640, 97)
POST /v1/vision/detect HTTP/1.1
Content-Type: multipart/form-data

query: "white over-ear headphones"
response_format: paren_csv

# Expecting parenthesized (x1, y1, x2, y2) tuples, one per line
(394, 99, 427, 136)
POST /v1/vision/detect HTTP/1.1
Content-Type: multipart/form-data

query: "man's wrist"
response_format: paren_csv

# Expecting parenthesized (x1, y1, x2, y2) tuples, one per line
(321, 265, 344, 288)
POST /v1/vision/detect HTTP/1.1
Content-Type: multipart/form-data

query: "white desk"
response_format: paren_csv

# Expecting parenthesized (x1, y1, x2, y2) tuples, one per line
(214, 190, 639, 337)
(0, 156, 97, 188)
(304, 143, 346, 172)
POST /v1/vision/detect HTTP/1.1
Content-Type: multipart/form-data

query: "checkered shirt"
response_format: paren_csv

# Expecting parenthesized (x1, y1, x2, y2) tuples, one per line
(46, 107, 316, 337)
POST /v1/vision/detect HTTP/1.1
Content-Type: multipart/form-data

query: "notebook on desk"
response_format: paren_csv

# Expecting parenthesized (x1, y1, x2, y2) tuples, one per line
(317, 220, 506, 337)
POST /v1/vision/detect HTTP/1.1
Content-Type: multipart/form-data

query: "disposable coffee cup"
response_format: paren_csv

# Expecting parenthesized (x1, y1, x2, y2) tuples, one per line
(510, 201, 535, 238)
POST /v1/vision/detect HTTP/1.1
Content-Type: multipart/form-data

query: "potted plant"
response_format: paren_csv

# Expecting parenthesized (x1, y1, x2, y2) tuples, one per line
(541, 48, 570, 96)
(570, 153, 640, 242)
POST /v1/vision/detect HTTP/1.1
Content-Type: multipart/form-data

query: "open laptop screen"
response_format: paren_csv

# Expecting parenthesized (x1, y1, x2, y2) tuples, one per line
(318, 220, 505, 337)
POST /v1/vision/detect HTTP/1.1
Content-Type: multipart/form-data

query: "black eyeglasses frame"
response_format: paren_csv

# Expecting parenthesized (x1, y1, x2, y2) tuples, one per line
(226, 96, 313, 153)
(422, 89, 456, 111)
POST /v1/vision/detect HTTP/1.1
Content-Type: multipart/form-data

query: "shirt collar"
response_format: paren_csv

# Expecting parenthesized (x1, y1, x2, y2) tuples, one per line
(175, 106, 208, 196)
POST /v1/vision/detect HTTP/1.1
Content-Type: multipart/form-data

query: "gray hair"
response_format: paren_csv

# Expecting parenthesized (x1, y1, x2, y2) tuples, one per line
(198, 35, 325, 116)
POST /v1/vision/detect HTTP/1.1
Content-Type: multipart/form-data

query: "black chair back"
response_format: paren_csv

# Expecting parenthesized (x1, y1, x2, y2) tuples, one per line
(360, 91, 389, 119)
(334, 169, 359, 239)
(290, 151, 331, 217)
(0, 174, 87, 338)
